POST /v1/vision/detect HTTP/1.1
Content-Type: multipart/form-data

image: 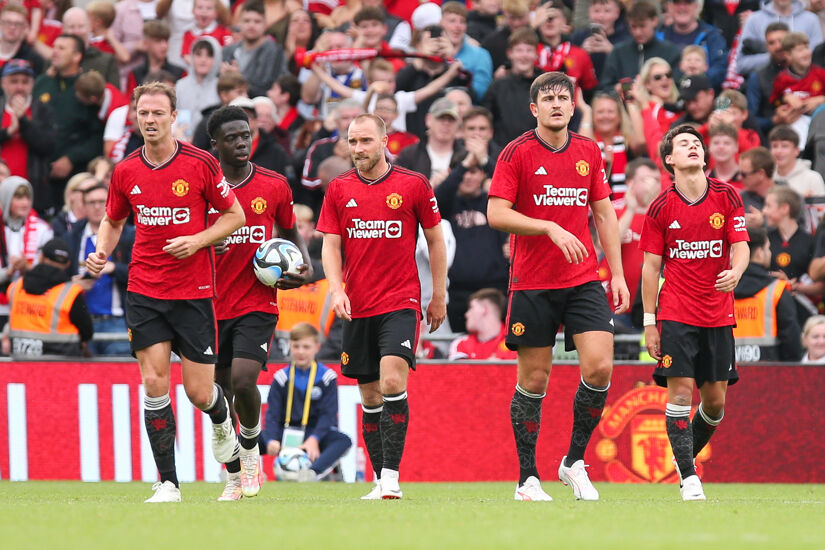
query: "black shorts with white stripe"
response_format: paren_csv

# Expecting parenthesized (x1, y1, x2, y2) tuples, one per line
(341, 309, 420, 384)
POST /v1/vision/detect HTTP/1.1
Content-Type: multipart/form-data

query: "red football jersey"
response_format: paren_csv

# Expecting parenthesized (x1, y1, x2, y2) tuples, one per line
(536, 42, 598, 91)
(489, 130, 612, 290)
(210, 165, 295, 320)
(107, 141, 236, 300)
(316, 165, 441, 318)
(599, 204, 645, 305)
(639, 179, 749, 327)
(181, 25, 234, 57)
(770, 64, 825, 104)
(448, 325, 517, 360)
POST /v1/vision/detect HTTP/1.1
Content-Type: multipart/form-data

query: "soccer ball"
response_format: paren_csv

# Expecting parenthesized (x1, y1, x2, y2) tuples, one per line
(274, 447, 312, 481)
(253, 238, 302, 287)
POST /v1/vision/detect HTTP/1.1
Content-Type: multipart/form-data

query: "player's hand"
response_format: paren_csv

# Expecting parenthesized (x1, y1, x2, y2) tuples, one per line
(715, 268, 743, 293)
(85, 251, 107, 276)
(426, 294, 447, 333)
(331, 288, 352, 321)
(266, 440, 281, 456)
(213, 239, 229, 255)
(163, 235, 204, 259)
(644, 325, 662, 361)
(277, 263, 312, 289)
(611, 275, 630, 314)
(546, 222, 588, 264)
(300, 437, 320, 462)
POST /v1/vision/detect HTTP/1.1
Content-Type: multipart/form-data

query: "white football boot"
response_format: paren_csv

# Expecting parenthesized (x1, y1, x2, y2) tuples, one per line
(211, 398, 238, 463)
(239, 447, 261, 497)
(514, 476, 553, 501)
(361, 476, 382, 500)
(217, 472, 243, 501)
(558, 457, 599, 501)
(680, 475, 707, 501)
(145, 481, 181, 503)
(380, 469, 403, 499)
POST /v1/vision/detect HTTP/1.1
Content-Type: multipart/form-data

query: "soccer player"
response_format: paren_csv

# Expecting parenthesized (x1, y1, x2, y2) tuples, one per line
(85, 83, 246, 503)
(487, 71, 630, 502)
(640, 125, 750, 501)
(206, 105, 312, 500)
(317, 113, 447, 500)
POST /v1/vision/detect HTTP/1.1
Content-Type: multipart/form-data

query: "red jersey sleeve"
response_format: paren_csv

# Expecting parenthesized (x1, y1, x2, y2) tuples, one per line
(316, 180, 341, 234)
(181, 31, 195, 57)
(106, 165, 131, 221)
(574, 47, 599, 91)
(770, 73, 791, 105)
(489, 142, 521, 203)
(589, 151, 611, 202)
(639, 210, 666, 256)
(273, 183, 296, 230)
(414, 177, 441, 229)
(725, 191, 749, 244)
(203, 163, 236, 212)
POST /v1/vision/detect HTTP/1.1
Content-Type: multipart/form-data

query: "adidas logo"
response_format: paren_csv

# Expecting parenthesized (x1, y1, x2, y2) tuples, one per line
(534, 166, 548, 176)
(401, 339, 411, 349)
(346, 198, 358, 208)
(204, 346, 213, 355)
(669, 220, 682, 229)
(130, 185, 142, 195)
(609, 318, 614, 326)
(260, 342, 268, 352)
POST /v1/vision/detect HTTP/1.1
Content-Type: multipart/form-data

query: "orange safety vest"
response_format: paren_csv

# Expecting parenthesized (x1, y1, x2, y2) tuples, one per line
(733, 280, 789, 347)
(274, 279, 336, 342)
(6, 279, 83, 356)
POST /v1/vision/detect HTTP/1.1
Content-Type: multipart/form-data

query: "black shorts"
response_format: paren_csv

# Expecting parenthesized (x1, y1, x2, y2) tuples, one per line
(341, 309, 419, 384)
(653, 320, 739, 388)
(125, 291, 217, 364)
(216, 311, 278, 368)
(505, 281, 614, 352)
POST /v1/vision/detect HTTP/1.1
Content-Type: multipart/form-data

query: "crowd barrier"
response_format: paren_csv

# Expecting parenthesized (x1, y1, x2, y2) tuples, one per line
(1, 361, 823, 483)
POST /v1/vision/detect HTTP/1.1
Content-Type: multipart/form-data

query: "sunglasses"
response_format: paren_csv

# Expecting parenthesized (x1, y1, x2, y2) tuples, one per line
(651, 72, 673, 81)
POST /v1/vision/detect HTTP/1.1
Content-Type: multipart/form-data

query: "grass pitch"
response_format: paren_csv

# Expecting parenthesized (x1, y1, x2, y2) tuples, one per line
(1, 482, 823, 550)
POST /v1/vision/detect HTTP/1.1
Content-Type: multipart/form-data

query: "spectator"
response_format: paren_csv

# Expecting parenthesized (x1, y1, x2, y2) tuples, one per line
(190, 72, 249, 151)
(770, 125, 825, 198)
(571, 0, 630, 82)
(227, 96, 290, 174)
(601, 0, 681, 91)
(656, 0, 727, 89)
(300, 29, 366, 120)
(61, 7, 119, 88)
(371, 93, 419, 157)
(175, 36, 222, 143)
(0, 5, 45, 77)
(481, 0, 531, 75)
(679, 44, 709, 78)
(181, 0, 233, 65)
(280, 9, 321, 76)
(701, 0, 760, 49)
(252, 94, 277, 134)
(732, 226, 803, 362)
(107, 98, 143, 163)
(262, 323, 352, 482)
(800, 314, 825, 363)
(33, 34, 103, 216)
(702, 89, 763, 156)
(445, 87, 473, 120)
(396, 98, 465, 188)
(671, 73, 714, 128)
(86, 1, 130, 66)
(126, 20, 187, 98)
(707, 123, 743, 189)
(222, 1, 287, 98)
(625, 58, 682, 168)
(3, 237, 93, 358)
(75, 71, 130, 161)
(466, 0, 500, 43)
(357, 0, 409, 51)
(293, 202, 323, 280)
(350, 7, 406, 73)
(50, 172, 97, 238)
(2, 0, 43, 47)
(482, 28, 542, 147)
(739, 146, 777, 227)
(157, 0, 233, 68)
(735, 0, 822, 78)
(267, 74, 305, 156)
(110, 0, 154, 91)
(448, 288, 516, 360)
(440, 1, 494, 100)
(746, 22, 789, 136)
(0, 59, 56, 211)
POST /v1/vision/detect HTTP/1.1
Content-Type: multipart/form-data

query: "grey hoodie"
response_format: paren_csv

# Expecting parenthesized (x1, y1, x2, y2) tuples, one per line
(735, 1, 824, 76)
(175, 35, 222, 136)
(0, 176, 33, 231)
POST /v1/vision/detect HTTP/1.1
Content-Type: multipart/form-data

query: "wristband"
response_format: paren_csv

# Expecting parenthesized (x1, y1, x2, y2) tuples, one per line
(643, 313, 656, 327)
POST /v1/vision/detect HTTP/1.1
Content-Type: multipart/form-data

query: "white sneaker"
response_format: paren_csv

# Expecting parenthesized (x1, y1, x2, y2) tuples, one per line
(558, 457, 599, 501)
(145, 481, 181, 503)
(239, 447, 261, 497)
(360, 479, 382, 500)
(672, 457, 697, 488)
(211, 401, 238, 463)
(217, 472, 242, 501)
(380, 468, 402, 499)
(514, 476, 553, 501)
(680, 475, 706, 501)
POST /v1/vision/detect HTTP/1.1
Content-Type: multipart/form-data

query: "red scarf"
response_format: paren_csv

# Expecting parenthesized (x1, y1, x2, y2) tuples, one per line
(278, 107, 299, 131)
(23, 211, 40, 265)
(537, 42, 571, 73)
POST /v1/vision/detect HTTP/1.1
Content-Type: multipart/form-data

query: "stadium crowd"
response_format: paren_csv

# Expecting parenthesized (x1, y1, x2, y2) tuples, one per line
(3, 0, 825, 362)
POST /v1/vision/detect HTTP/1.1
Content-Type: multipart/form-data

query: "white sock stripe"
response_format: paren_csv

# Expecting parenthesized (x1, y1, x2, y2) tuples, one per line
(239, 421, 261, 438)
(698, 403, 724, 426)
(208, 384, 220, 409)
(383, 391, 408, 402)
(515, 384, 545, 399)
(362, 404, 383, 413)
(143, 393, 171, 411)
(580, 378, 610, 392)
(665, 403, 692, 416)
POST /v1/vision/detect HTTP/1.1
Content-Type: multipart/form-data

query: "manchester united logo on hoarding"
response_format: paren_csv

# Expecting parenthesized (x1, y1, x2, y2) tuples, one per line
(709, 212, 725, 229)
(172, 179, 190, 197)
(251, 197, 267, 214)
(386, 193, 403, 209)
(576, 160, 590, 177)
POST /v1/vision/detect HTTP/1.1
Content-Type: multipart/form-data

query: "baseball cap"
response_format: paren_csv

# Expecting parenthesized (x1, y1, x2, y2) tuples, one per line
(412, 2, 442, 30)
(679, 74, 712, 101)
(428, 97, 459, 119)
(42, 238, 71, 264)
(228, 96, 255, 111)
(2, 59, 34, 78)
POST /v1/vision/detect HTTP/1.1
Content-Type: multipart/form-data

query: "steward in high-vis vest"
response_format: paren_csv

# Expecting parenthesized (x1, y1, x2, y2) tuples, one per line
(272, 278, 336, 355)
(732, 227, 802, 362)
(5, 238, 93, 358)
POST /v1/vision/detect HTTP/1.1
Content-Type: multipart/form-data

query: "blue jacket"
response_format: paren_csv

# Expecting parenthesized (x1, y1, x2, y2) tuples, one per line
(656, 21, 727, 89)
(455, 37, 493, 100)
(262, 362, 340, 445)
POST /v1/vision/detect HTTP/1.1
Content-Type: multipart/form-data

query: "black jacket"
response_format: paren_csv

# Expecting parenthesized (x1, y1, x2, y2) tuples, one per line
(192, 103, 222, 152)
(601, 37, 682, 91)
(9, 41, 45, 77)
(19, 263, 94, 346)
(396, 65, 474, 137)
(395, 138, 467, 181)
(251, 130, 290, 176)
(482, 69, 542, 146)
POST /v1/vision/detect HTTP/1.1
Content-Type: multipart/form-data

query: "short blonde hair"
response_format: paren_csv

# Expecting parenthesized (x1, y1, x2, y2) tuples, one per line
(639, 57, 679, 104)
(63, 172, 97, 212)
(802, 315, 825, 344)
(293, 203, 314, 223)
(290, 322, 320, 342)
(682, 45, 707, 63)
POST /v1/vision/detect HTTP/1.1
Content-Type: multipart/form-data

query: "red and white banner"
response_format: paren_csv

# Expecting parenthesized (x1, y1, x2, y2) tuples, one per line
(1, 362, 823, 483)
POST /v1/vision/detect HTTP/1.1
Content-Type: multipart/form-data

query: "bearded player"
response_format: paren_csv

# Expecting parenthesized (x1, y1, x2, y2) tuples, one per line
(207, 106, 312, 500)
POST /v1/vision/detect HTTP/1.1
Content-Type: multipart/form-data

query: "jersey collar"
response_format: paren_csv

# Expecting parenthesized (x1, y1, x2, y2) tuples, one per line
(140, 140, 181, 170)
(356, 163, 393, 186)
(533, 129, 570, 154)
(226, 164, 256, 190)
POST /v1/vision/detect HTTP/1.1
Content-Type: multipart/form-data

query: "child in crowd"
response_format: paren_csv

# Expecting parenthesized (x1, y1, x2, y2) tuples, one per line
(703, 89, 761, 155)
(181, 0, 233, 65)
(770, 32, 825, 145)
(707, 123, 743, 189)
(769, 124, 825, 198)
(679, 45, 709, 78)
(86, 1, 129, 64)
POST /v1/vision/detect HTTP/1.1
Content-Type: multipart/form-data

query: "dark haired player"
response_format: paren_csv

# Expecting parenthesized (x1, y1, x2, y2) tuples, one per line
(207, 106, 312, 501)
(640, 125, 749, 501)
(86, 83, 246, 503)
(318, 113, 447, 500)
(487, 71, 629, 502)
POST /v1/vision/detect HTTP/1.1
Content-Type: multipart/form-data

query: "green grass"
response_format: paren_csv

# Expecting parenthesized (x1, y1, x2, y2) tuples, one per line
(1, 482, 823, 549)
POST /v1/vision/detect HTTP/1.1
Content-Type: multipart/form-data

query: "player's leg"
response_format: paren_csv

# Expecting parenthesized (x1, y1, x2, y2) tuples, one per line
(301, 430, 353, 481)
(213, 320, 243, 501)
(693, 381, 727, 457)
(358, 379, 383, 499)
(231, 357, 266, 496)
(692, 326, 735, 458)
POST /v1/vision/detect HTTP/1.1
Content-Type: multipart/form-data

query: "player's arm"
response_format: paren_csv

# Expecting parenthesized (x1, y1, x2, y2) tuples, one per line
(715, 241, 749, 293)
(163, 198, 245, 259)
(321, 232, 351, 321)
(86, 214, 127, 276)
(591, 197, 630, 313)
(487, 196, 588, 264)
(423, 223, 447, 333)
(641, 251, 663, 361)
(275, 224, 314, 289)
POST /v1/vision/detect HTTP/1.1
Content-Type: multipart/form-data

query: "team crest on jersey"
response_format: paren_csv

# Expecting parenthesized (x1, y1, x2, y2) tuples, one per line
(251, 197, 267, 214)
(564, 58, 574, 69)
(341, 352, 349, 365)
(386, 193, 403, 210)
(172, 179, 190, 197)
(575, 160, 590, 177)
(511, 322, 525, 336)
(776, 252, 791, 267)
(814, 81, 823, 94)
(661, 355, 672, 368)
(709, 212, 724, 229)
(39, 92, 50, 103)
